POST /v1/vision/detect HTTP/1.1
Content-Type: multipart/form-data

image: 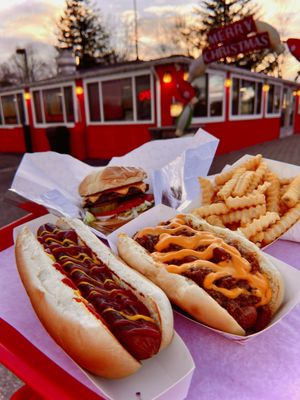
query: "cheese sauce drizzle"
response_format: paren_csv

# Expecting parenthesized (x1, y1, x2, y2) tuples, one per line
(134, 215, 272, 307)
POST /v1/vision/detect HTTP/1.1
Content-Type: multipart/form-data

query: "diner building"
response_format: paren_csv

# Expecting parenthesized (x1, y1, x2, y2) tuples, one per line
(0, 55, 299, 160)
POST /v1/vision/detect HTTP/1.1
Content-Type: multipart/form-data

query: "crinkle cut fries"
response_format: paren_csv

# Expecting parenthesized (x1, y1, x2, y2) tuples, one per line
(195, 155, 300, 247)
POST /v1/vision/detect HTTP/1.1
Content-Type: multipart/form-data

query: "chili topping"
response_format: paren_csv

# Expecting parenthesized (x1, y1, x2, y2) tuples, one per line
(134, 215, 272, 333)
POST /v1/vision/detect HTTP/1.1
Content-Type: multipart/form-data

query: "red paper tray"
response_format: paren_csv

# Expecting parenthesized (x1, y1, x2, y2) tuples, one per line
(0, 209, 104, 400)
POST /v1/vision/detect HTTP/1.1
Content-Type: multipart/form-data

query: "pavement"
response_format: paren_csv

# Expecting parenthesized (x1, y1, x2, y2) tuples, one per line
(0, 133, 300, 398)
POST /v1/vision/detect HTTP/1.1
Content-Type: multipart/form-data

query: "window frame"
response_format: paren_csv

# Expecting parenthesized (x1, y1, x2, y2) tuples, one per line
(265, 83, 283, 118)
(0, 90, 28, 128)
(30, 82, 77, 128)
(229, 74, 263, 121)
(83, 70, 154, 125)
(191, 70, 226, 124)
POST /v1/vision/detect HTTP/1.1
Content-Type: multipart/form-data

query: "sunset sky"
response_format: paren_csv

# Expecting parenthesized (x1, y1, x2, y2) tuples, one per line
(0, 0, 299, 79)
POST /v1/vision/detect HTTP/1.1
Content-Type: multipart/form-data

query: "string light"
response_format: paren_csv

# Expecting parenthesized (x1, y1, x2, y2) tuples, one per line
(163, 71, 172, 84)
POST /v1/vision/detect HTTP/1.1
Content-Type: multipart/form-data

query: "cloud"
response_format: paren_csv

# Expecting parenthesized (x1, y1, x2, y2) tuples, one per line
(0, 0, 63, 61)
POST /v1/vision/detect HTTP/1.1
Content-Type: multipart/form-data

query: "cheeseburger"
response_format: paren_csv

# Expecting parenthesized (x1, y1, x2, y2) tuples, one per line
(79, 166, 154, 234)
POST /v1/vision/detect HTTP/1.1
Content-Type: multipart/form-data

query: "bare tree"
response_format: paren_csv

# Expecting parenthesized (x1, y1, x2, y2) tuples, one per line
(0, 44, 57, 86)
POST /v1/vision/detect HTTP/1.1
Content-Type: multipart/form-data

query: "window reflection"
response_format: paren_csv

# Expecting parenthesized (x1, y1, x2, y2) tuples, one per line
(136, 75, 151, 120)
(210, 75, 223, 116)
(64, 86, 75, 122)
(268, 85, 281, 114)
(43, 88, 64, 123)
(193, 75, 208, 117)
(240, 80, 255, 115)
(2, 95, 17, 124)
(33, 91, 43, 123)
(231, 78, 262, 116)
(102, 78, 133, 121)
(87, 82, 101, 121)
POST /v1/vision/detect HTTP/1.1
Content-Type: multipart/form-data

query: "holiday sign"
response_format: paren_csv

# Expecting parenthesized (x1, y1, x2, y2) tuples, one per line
(207, 16, 257, 47)
(203, 16, 270, 64)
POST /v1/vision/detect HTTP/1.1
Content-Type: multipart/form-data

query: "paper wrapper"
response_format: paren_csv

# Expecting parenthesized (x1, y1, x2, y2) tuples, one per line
(108, 204, 300, 342)
(107, 128, 219, 208)
(10, 129, 218, 238)
(178, 155, 300, 244)
(9, 214, 195, 400)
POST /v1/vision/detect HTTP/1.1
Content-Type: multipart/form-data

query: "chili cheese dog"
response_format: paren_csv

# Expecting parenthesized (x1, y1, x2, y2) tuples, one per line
(15, 217, 173, 378)
(117, 214, 284, 336)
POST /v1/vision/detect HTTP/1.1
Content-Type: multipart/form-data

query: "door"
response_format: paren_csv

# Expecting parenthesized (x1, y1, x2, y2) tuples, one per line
(280, 88, 295, 137)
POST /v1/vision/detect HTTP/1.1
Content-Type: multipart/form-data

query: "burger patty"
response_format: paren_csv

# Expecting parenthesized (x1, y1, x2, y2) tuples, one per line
(84, 186, 147, 208)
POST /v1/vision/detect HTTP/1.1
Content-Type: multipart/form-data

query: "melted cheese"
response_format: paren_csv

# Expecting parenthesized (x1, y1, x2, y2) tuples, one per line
(86, 182, 147, 203)
(136, 216, 272, 307)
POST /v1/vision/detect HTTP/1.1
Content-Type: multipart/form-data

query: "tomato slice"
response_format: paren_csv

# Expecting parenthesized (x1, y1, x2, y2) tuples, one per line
(92, 194, 154, 217)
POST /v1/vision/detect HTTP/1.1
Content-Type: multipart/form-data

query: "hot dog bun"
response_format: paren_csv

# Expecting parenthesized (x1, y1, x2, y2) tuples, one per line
(117, 214, 284, 336)
(15, 217, 173, 378)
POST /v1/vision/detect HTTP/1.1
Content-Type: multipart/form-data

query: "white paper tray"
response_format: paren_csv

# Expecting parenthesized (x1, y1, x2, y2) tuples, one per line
(108, 204, 300, 343)
(13, 214, 195, 400)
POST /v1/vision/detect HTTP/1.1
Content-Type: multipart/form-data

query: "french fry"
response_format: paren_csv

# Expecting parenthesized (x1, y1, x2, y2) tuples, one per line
(192, 202, 229, 218)
(247, 161, 268, 192)
(249, 231, 265, 244)
(221, 204, 266, 226)
(198, 177, 215, 205)
(214, 154, 262, 186)
(217, 168, 246, 200)
(256, 181, 271, 194)
(281, 174, 300, 208)
(265, 172, 280, 213)
(194, 154, 300, 247)
(232, 171, 255, 197)
(206, 215, 225, 228)
(225, 191, 265, 210)
(263, 203, 300, 245)
(238, 212, 280, 239)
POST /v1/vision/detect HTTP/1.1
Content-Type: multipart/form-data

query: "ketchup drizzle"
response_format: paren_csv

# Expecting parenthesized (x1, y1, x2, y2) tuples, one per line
(37, 223, 161, 360)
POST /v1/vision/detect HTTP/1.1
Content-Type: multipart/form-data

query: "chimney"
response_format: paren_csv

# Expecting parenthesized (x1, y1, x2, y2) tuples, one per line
(56, 48, 77, 75)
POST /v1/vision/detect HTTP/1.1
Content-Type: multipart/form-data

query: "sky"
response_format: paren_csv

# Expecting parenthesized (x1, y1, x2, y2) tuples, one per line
(0, 0, 299, 79)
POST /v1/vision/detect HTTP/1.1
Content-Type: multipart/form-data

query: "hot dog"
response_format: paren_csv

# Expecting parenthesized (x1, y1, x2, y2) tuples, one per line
(15, 217, 173, 378)
(117, 214, 284, 336)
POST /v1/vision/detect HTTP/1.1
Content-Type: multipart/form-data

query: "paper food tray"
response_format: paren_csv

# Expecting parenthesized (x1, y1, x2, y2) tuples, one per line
(178, 155, 300, 244)
(108, 204, 300, 342)
(12, 214, 195, 400)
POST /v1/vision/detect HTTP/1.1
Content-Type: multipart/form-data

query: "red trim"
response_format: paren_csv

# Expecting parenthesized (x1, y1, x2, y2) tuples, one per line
(0, 203, 47, 251)
(0, 319, 103, 400)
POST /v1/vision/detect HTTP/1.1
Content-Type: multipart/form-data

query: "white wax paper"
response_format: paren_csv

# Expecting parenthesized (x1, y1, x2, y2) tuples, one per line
(10, 129, 218, 238)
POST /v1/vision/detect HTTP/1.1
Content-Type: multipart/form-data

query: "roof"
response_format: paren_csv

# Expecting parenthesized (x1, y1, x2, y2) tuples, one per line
(0, 55, 298, 93)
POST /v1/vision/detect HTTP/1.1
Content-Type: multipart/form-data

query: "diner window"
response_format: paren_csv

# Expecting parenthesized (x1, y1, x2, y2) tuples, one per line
(32, 85, 76, 125)
(17, 93, 26, 124)
(64, 86, 75, 122)
(43, 88, 64, 123)
(267, 84, 281, 115)
(87, 82, 101, 121)
(231, 77, 262, 118)
(209, 74, 224, 116)
(85, 73, 153, 123)
(193, 73, 225, 119)
(193, 75, 208, 117)
(102, 78, 133, 121)
(136, 75, 151, 120)
(33, 91, 43, 123)
(1, 95, 18, 124)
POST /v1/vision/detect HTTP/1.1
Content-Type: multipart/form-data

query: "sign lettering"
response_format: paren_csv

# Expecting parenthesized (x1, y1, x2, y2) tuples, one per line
(203, 32, 271, 64)
(207, 16, 257, 47)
